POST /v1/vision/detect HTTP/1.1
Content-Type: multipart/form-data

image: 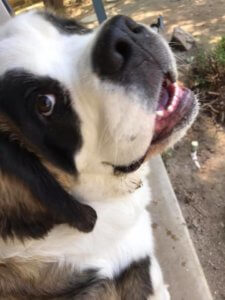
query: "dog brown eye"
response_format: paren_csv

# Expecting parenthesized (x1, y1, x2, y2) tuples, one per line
(36, 94, 55, 116)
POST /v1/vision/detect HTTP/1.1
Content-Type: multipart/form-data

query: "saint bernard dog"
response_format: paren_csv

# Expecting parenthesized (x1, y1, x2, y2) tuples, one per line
(0, 10, 198, 299)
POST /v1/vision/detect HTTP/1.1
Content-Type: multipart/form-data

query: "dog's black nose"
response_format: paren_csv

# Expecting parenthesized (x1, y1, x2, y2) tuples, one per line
(92, 15, 151, 80)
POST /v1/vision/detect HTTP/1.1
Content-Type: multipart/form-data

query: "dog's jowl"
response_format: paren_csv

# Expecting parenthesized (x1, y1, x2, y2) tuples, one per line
(0, 11, 198, 299)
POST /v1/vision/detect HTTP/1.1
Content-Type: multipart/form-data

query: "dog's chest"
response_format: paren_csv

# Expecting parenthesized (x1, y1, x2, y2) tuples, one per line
(0, 182, 153, 278)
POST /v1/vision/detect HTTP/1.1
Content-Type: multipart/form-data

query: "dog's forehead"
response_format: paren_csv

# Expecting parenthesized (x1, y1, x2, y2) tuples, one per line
(0, 11, 92, 82)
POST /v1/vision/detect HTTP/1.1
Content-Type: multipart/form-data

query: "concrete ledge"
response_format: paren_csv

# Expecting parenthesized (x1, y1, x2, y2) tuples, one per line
(0, 1, 11, 25)
(148, 155, 213, 300)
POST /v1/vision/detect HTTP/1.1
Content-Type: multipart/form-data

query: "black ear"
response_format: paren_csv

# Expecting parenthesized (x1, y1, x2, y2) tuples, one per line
(0, 133, 97, 240)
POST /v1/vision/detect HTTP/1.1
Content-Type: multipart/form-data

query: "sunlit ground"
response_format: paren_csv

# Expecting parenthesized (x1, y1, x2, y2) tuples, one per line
(14, 2, 44, 14)
(11, 0, 225, 47)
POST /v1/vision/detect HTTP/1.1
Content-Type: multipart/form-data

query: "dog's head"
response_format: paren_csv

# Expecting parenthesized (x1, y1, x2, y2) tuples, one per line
(0, 11, 198, 239)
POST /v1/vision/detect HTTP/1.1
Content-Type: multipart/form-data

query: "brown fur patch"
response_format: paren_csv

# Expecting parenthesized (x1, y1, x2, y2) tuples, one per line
(0, 170, 57, 240)
(0, 113, 39, 156)
(0, 171, 44, 212)
(42, 160, 76, 191)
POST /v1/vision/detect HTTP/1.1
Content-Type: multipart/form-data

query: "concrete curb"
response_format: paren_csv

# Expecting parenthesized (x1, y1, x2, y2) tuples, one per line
(148, 155, 213, 300)
(0, 1, 11, 25)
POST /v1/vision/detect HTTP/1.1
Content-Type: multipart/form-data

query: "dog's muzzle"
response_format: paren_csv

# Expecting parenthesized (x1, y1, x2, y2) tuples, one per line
(92, 15, 198, 173)
(91, 15, 175, 102)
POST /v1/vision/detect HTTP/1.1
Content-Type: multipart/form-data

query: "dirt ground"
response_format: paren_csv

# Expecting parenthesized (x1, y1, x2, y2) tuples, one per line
(164, 116, 225, 300)
(74, 1, 225, 299)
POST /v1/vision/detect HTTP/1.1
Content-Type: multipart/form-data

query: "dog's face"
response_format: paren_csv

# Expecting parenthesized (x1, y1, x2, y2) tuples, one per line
(0, 11, 198, 239)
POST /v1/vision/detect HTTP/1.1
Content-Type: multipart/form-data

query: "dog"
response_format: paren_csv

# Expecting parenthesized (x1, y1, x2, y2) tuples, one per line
(0, 10, 198, 299)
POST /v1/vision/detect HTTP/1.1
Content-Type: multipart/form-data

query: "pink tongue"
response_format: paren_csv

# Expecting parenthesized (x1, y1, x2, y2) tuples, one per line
(157, 87, 169, 110)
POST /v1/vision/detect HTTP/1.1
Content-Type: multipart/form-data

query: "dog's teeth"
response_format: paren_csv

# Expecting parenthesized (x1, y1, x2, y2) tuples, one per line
(171, 95, 179, 107)
(156, 110, 164, 117)
(172, 97, 177, 106)
(174, 87, 180, 98)
(168, 105, 174, 112)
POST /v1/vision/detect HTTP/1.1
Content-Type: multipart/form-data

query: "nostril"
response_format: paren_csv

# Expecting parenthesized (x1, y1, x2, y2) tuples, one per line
(125, 18, 144, 34)
(115, 40, 132, 62)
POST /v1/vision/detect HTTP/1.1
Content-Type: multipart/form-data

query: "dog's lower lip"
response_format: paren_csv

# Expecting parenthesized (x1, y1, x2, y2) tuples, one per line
(113, 156, 145, 174)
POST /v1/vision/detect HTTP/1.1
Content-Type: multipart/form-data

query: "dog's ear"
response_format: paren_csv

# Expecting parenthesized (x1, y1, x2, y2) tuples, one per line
(0, 132, 97, 240)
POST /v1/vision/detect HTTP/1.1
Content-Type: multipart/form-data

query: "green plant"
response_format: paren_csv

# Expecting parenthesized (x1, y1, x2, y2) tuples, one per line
(191, 37, 225, 89)
(188, 36, 225, 124)
(214, 37, 225, 65)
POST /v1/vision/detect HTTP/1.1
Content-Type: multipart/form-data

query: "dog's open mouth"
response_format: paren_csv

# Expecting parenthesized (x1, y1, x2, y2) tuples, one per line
(113, 79, 196, 174)
(152, 79, 194, 144)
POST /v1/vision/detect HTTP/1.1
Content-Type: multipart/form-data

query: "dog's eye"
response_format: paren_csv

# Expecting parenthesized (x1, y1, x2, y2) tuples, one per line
(36, 94, 55, 116)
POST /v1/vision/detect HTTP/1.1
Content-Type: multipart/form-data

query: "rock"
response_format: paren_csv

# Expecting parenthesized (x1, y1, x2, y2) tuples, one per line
(170, 27, 196, 51)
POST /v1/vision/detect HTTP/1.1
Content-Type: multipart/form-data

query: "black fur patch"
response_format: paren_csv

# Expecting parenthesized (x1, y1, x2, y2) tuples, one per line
(0, 69, 97, 239)
(116, 256, 153, 299)
(40, 11, 92, 35)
